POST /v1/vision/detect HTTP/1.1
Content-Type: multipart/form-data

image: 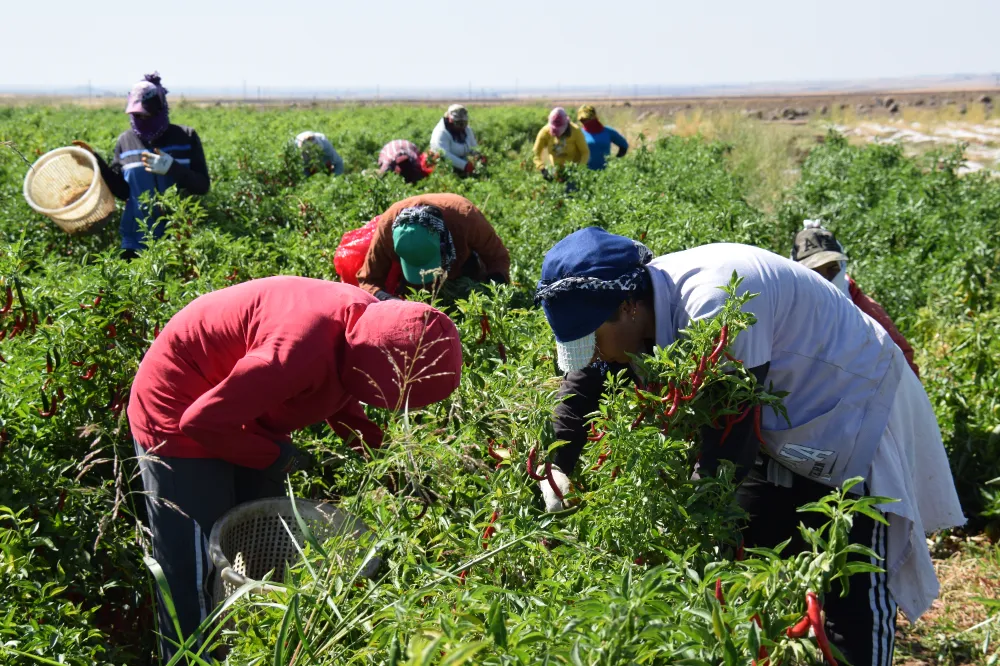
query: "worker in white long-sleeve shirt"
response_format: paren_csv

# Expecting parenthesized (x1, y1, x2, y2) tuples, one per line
(429, 104, 482, 175)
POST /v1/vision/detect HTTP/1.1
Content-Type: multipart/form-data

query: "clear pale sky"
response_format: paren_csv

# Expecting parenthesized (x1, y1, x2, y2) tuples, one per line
(4, 0, 999, 92)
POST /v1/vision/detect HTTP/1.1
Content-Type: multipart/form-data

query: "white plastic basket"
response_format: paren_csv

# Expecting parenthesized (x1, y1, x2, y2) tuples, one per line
(208, 498, 379, 603)
(22, 146, 116, 235)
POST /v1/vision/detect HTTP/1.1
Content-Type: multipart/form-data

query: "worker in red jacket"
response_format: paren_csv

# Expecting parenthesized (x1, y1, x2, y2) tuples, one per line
(792, 223, 920, 378)
(127, 276, 463, 661)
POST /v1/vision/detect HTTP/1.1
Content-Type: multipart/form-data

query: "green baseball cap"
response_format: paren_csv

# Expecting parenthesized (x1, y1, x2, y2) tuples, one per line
(392, 223, 442, 285)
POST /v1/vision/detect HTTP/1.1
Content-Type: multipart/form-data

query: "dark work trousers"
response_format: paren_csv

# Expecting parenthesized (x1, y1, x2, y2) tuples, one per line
(133, 441, 285, 662)
(738, 457, 896, 666)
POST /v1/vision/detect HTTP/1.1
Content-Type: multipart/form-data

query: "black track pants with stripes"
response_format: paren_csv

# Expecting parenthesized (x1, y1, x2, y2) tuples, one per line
(738, 459, 896, 666)
(134, 441, 286, 662)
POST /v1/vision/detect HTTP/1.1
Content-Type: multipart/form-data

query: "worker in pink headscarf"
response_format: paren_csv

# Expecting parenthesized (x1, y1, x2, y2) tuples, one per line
(532, 107, 590, 179)
(128, 276, 463, 661)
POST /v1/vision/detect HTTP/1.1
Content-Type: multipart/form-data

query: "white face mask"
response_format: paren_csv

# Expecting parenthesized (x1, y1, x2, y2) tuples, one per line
(831, 260, 850, 296)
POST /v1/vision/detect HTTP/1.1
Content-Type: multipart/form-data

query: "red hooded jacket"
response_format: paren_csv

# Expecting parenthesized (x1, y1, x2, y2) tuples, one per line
(127, 277, 463, 469)
(848, 276, 920, 378)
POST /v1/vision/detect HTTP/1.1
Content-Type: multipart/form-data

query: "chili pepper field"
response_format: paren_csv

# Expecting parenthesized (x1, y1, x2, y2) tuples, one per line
(1, 104, 1000, 665)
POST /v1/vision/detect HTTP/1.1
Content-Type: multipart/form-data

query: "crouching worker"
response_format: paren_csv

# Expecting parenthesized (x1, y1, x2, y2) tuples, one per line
(534, 228, 964, 666)
(356, 193, 510, 302)
(127, 276, 463, 661)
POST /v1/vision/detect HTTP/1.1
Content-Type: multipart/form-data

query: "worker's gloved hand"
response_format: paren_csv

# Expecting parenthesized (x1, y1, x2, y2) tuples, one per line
(142, 149, 174, 175)
(537, 464, 571, 513)
(71, 140, 96, 154)
(265, 440, 313, 482)
(463, 161, 475, 174)
(374, 289, 400, 302)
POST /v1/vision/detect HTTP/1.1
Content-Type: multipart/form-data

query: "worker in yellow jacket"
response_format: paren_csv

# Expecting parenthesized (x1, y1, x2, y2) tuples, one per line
(533, 107, 589, 178)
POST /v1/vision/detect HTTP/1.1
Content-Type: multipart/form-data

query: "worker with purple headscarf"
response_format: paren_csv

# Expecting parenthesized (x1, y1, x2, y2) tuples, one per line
(74, 72, 210, 259)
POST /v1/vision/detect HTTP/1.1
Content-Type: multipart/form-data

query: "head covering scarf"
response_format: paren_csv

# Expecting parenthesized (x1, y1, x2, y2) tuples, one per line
(126, 72, 170, 143)
(548, 107, 569, 137)
(577, 104, 604, 135)
(445, 104, 469, 143)
(341, 300, 463, 410)
(391, 205, 458, 274)
(536, 227, 654, 371)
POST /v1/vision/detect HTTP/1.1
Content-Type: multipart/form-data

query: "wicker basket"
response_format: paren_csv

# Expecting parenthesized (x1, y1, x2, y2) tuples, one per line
(23, 146, 117, 235)
(208, 498, 379, 603)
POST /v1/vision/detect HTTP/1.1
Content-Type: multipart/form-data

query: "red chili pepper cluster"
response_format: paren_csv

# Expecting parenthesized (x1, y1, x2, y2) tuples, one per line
(630, 326, 731, 432)
(719, 405, 751, 445)
(588, 423, 611, 470)
(785, 590, 838, 666)
(525, 445, 566, 500)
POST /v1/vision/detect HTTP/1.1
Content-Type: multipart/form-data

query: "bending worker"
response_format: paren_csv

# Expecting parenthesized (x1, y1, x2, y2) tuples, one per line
(127, 276, 463, 661)
(430, 104, 481, 175)
(377, 139, 433, 184)
(355, 193, 510, 301)
(294, 131, 344, 176)
(534, 227, 963, 666)
(577, 104, 628, 170)
(532, 107, 589, 177)
(792, 220, 919, 377)
(74, 72, 210, 259)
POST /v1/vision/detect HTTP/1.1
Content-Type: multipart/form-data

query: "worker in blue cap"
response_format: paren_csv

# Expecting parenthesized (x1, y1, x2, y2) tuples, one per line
(533, 227, 963, 666)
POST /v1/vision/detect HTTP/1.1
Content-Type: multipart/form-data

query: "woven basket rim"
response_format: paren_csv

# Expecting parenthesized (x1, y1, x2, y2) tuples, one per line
(22, 146, 102, 216)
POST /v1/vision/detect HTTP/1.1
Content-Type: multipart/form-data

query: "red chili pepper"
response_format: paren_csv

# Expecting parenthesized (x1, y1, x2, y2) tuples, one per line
(751, 613, 770, 666)
(714, 578, 725, 606)
(482, 510, 499, 549)
(735, 542, 745, 561)
(0, 330, 5, 341)
(591, 450, 610, 471)
(497, 342, 507, 363)
(475, 313, 490, 344)
(725, 351, 741, 364)
(57, 490, 67, 512)
(587, 423, 607, 442)
(662, 386, 681, 417)
(633, 556, 646, 565)
(0, 352, 5, 364)
(806, 590, 838, 666)
(69, 360, 84, 367)
(753, 405, 766, 445)
(526, 446, 546, 480)
(545, 462, 565, 500)
(153, 323, 161, 339)
(45, 351, 53, 374)
(630, 411, 646, 430)
(0, 287, 11, 315)
(0, 428, 7, 457)
(38, 391, 59, 418)
(458, 570, 467, 584)
(786, 615, 811, 638)
(106, 323, 117, 339)
(611, 466, 620, 479)
(80, 364, 98, 381)
(93, 295, 102, 307)
(708, 325, 729, 364)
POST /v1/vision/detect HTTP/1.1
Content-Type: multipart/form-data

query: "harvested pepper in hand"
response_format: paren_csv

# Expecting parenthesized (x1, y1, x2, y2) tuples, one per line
(544, 462, 565, 500)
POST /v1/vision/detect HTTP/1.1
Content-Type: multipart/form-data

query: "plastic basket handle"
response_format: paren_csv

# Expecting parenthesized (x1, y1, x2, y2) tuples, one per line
(219, 566, 287, 595)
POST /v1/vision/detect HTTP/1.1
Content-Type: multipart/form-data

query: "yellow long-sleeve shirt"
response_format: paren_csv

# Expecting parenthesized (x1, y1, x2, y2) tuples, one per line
(532, 124, 590, 171)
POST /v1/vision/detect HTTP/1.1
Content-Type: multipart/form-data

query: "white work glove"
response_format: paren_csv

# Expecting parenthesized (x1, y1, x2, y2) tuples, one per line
(537, 464, 571, 513)
(142, 149, 174, 175)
